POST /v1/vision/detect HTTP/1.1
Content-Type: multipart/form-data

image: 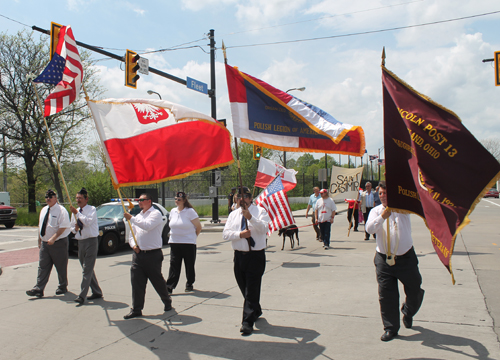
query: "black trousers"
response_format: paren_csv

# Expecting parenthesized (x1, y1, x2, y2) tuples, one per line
(374, 247, 425, 333)
(347, 208, 359, 231)
(233, 250, 266, 326)
(364, 207, 374, 239)
(166, 243, 196, 290)
(131, 249, 171, 312)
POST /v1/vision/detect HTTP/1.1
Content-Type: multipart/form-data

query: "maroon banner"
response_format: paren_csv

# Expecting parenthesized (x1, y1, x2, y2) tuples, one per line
(382, 67, 500, 282)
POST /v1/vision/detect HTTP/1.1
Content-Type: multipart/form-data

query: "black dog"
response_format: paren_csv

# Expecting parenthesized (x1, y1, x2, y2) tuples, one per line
(278, 225, 299, 250)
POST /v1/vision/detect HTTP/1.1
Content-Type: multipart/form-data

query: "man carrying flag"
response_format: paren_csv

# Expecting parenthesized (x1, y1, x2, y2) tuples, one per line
(223, 187, 270, 335)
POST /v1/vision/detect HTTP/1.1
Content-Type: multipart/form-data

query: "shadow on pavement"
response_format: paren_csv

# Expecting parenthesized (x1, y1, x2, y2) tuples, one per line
(111, 314, 325, 360)
(400, 326, 494, 360)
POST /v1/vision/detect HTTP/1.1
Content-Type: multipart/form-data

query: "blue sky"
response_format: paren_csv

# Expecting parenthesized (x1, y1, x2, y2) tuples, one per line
(2, 0, 500, 165)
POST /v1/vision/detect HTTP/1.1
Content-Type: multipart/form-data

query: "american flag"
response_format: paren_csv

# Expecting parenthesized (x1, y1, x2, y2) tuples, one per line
(34, 25, 82, 117)
(378, 158, 385, 166)
(255, 176, 295, 235)
(369, 154, 379, 161)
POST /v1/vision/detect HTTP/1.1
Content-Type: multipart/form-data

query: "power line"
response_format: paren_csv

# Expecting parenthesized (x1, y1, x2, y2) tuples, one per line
(220, 0, 424, 37)
(225, 10, 500, 49)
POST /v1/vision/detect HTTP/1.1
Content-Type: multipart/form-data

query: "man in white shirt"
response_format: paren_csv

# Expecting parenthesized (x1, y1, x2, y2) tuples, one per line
(314, 189, 337, 249)
(360, 182, 376, 240)
(70, 188, 103, 304)
(366, 182, 425, 342)
(26, 189, 71, 298)
(223, 186, 270, 335)
(123, 193, 172, 319)
(305, 187, 322, 242)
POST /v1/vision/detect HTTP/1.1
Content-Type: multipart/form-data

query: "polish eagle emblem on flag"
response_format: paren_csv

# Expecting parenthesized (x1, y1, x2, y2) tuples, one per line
(132, 103, 169, 125)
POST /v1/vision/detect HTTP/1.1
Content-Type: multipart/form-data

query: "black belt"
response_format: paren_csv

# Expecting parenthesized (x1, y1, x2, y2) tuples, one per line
(140, 248, 161, 253)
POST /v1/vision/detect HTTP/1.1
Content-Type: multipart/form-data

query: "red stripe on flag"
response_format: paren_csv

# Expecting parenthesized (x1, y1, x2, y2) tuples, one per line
(104, 121, 233, 185)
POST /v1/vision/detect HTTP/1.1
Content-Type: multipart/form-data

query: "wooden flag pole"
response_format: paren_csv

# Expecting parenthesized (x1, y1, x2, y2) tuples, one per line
(82, 85, 138, 248)
(31, 77, 73, 207)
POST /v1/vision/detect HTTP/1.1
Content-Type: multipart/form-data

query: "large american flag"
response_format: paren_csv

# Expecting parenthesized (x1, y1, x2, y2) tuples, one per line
(255, 176, 295, 235)
(34, 25, 82, 117)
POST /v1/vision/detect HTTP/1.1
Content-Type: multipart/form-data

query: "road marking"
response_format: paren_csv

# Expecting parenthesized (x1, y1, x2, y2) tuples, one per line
(483, 199, 500, 207)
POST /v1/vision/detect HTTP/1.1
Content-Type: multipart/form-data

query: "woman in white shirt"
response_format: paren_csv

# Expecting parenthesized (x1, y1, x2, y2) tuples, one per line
(166, 192, 202, 293)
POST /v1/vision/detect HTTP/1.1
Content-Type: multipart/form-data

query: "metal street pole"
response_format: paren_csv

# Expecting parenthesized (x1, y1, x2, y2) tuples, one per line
(209, 29, 219, 223)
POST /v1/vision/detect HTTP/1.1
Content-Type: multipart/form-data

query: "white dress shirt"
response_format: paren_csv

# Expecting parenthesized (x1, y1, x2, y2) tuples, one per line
(70, 204, 99, 239)
(128, 206, 163, 250)
(39, 203, 71, 242)
(365, 204, 414, 256)
(223, 204, 270, 251)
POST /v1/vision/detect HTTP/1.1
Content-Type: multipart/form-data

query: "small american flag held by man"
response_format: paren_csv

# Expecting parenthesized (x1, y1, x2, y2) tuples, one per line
(34, 25, 82, 117)
(255, 176, 295, 235)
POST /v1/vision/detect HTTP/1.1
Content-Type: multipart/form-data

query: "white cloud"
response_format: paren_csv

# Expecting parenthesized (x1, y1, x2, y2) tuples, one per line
(182, 0, 237, 11)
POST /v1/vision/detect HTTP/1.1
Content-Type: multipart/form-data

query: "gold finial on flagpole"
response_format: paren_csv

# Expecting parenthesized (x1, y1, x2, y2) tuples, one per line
(382, 47, 386, 67)
(222, 40, 227, 64)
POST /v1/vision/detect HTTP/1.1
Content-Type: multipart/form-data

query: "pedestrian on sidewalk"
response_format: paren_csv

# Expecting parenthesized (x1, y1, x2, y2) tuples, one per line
(26, 189, 71, 298)
(314, 189, 337, 249)
(123, 193, 172, 319)
(69, 188, 103, 305)
(223, 186, 270, 335)
(305, 187, 322, 242)
(166, 192, 202, 294)
(366, 182, 425, 342)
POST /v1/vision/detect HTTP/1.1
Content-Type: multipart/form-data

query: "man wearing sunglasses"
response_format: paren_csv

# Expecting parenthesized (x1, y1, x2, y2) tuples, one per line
(223, 186, 270, 335)
(26, 189, 71, 298)
(122, 193, 172, 319)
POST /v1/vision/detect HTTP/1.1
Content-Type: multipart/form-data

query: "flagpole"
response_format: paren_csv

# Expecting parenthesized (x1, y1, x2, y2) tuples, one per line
(30, 77, 73, 207)
(82, 85, 139, 248)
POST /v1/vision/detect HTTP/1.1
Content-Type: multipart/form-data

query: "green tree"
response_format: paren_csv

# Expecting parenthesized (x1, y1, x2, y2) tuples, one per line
(0, 30, 103, 211)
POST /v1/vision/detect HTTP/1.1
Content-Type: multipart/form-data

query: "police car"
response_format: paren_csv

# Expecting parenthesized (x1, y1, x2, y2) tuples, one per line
(69, 199, 170, 255)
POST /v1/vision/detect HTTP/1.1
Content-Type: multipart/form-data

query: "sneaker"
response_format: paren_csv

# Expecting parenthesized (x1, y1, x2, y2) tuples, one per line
(324, 245, 329, 249)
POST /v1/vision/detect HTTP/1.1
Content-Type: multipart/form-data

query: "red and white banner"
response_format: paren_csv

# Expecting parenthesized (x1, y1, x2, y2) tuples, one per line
(88, 98, 234, 187)
(255, 157, 297, 192)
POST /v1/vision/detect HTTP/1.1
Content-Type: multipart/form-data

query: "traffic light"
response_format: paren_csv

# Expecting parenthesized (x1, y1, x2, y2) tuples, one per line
(125, 49, 140, 89)
(50, 22, 62, 60)
(495, 51, 500, 87)
(253, 145, 262, 160)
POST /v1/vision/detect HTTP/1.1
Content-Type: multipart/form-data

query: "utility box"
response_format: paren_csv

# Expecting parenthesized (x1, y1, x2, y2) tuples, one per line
(0, 192, 10, 206)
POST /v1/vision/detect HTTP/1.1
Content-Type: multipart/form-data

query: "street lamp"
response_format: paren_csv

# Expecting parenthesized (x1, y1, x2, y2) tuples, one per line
(147, 90, 162, 100)
(284, 87, 306, 167)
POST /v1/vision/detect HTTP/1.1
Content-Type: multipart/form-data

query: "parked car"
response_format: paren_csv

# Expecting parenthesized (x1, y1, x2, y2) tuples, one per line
(0, 204, 17, 228)
(69, 200, 170, 255)
(484, 188, 499, 198)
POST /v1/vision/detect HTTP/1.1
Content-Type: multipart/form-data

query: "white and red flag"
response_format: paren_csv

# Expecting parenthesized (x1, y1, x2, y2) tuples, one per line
(255, 157, 297, 192)
(87, 98, 234, 187)
(255, 176, 295, 235)
(33, 25, 82, 117)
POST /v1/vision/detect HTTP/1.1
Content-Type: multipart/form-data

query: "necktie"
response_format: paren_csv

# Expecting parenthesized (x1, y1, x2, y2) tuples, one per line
(241, 214, 255, 249)
(41, 207, 50, 237)
(77, 208, 84, 235)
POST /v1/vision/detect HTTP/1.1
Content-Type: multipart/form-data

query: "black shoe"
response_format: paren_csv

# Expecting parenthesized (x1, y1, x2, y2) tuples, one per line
(380, 330, 398, 341)
(87, 294, 103, 300)
(240, 322, 253, 335)
(354, 229, 358, 232)
(26, 289, 43, 298)
(185, 285, 194, 292)
(123, 309, 142, 319)
(164, 303, 172, 312)
(403, 314, 412, 328)
(74, 296, 84, 305)
(364, 237, 370, 241)
(55, 288, 67, 295)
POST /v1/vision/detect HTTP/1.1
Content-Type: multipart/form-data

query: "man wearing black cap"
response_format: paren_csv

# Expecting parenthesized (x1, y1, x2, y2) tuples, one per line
(26, 189, 71, 298)
(122, 193, 172, 319)
(222, 186, 270, 335)
(70, 188, 103, 305)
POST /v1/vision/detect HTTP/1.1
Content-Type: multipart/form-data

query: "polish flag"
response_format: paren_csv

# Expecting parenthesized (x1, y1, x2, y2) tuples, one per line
(88, 98, 234, 187)
(255, 157, 297, 192)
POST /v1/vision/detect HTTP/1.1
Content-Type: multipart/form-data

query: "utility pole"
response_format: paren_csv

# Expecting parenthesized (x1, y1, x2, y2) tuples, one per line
(209, 29, 220, 223)
(2, 134, 7, 191)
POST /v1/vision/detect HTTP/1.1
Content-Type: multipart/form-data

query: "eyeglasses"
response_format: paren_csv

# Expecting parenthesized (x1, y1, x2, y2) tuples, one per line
(45, 195, 54, 199)
(137, 198, 149, 202)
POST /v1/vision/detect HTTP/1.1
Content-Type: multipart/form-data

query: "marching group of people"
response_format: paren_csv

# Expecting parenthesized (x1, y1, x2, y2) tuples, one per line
(26, 182, 424, 341)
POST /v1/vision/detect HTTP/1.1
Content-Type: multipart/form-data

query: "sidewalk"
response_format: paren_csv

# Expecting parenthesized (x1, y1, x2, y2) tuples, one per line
(0, 206, 498, 360)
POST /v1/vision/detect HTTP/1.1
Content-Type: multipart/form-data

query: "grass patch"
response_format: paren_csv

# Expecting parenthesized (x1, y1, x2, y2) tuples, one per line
(15, 206, 42, 226)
